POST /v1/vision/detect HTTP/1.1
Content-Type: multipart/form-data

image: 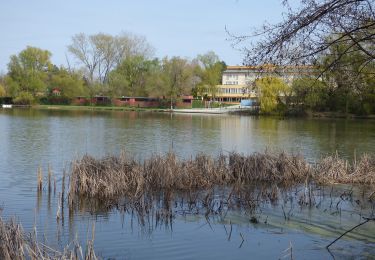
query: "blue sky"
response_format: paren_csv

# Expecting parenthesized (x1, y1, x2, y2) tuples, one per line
(0, 0, 286, 73)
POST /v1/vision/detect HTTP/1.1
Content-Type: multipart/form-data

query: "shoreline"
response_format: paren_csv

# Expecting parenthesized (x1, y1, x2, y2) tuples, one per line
(2, 104, 375, 119)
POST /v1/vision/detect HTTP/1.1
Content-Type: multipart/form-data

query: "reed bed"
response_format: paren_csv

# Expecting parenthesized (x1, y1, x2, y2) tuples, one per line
(316, 154, 375, 184)
(68, 151, 375, 202)
(69, 152, 304, 202)
(0, 217, 98, 260)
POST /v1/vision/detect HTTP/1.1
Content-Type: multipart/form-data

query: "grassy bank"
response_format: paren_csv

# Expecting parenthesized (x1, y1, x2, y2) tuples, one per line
(33, 104, 166, 112)
(23, 105, 375, 119)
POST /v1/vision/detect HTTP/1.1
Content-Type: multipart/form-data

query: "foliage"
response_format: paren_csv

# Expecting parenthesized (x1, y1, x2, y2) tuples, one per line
(7, 46, 52, 97)
(321, 39, 375, 114)
(0, 84, 5, 97)
(192, 99, 205, 108)
(108, 56, 160, 97)
(160, 57, 195, 103)
(13, 91, 35, 105)
(39, 96, 72, 105)
(291, 77, 328, 111)
(48, 67, 86, 98)
(255, 77, 289, 113)
(68, 32, 154, 84)
(228, 0, 375, 116)
(194, 51, 226, 99)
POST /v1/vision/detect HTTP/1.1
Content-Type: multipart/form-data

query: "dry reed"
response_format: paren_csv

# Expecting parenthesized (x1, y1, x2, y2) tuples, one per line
(37, 166, 43, 191)
(315, 153, 375, 184)
(0, 216, 98, 260)
(68, 151, 375, 202)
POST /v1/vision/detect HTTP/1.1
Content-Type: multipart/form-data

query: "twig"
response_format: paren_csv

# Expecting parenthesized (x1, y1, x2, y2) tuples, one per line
(238, 232, 245, 248)
(228, 220, 233, 241)
(326, 217, 375, 248)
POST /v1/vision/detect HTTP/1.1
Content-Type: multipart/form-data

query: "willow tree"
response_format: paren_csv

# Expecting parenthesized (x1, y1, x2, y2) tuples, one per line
(255, 77, 289, 113)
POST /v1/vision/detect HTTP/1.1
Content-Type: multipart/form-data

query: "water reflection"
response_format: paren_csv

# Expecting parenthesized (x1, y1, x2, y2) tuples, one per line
(35, 180, 375, 259)
(1, 109, 375, 164)
(1, 109, 375, 259)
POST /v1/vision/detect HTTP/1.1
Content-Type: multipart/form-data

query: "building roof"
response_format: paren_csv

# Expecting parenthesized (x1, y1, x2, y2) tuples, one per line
(223, 65, 316, 76)
(224, 65, 315, 73)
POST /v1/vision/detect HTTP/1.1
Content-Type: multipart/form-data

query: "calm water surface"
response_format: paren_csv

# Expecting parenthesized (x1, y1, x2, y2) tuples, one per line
(0, 108, 375, 259)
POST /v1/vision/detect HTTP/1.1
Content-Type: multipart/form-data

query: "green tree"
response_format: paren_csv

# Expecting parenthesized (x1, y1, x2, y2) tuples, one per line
(7, 46, 52, 97)
(160, 57, 195, 108)
(0, 84, 6, 97)
(291, 77, 328, 111)
(255, 77, 289, 113)
(48, 67, 86, 98)
(321, 38, 375, 115)
(195, 51, 226, 100)
(108, 56, 159, 97)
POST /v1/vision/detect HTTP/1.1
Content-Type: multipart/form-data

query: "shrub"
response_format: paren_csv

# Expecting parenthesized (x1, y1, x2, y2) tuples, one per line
(39, 96, 72, 105)
(13, 92, 34, 105)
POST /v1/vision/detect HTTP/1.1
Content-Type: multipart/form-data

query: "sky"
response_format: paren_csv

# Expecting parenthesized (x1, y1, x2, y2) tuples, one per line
(0, 0, 286, 73)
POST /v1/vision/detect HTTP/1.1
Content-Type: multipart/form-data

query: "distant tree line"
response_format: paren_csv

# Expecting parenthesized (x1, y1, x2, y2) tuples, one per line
(0, 32, 226, 106)
(252, 40, 375, 116)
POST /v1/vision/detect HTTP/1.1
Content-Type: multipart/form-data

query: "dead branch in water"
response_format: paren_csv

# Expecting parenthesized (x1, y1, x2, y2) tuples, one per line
(326, 217, 375, 249)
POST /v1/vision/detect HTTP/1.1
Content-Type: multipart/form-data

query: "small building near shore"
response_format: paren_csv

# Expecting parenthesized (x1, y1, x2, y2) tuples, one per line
(51, 88, 61, 96)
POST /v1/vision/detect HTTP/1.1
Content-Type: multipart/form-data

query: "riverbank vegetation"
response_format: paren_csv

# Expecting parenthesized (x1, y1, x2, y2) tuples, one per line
(3, 151, 374, 258)
(65, 151, 375, 253)
(0, 217, 97, 260)
(68, 151, 375, 202)
(0, 33, 225, 108)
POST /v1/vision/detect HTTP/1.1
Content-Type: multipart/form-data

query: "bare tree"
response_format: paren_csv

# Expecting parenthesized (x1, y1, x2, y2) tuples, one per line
(114, 33, 154, 65)
(68, 33, 100, 84)
(230, 0, 375, 70)
(68, 32, 154, 84)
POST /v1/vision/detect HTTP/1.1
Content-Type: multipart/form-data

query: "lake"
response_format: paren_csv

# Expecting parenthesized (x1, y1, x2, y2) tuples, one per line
(0, 108, 375, 259)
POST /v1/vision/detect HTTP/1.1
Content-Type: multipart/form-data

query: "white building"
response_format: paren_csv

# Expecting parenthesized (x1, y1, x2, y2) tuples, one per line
(213, 65, 314, 103)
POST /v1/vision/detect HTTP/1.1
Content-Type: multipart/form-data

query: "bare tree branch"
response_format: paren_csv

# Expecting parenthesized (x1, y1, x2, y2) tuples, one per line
(230, 0, 375, 68)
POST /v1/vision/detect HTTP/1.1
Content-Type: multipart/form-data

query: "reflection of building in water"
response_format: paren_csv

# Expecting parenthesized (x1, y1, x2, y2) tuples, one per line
(219, 116, 297, 154)
(219, 116, 259, 153)
(210, 65, 315, 103)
